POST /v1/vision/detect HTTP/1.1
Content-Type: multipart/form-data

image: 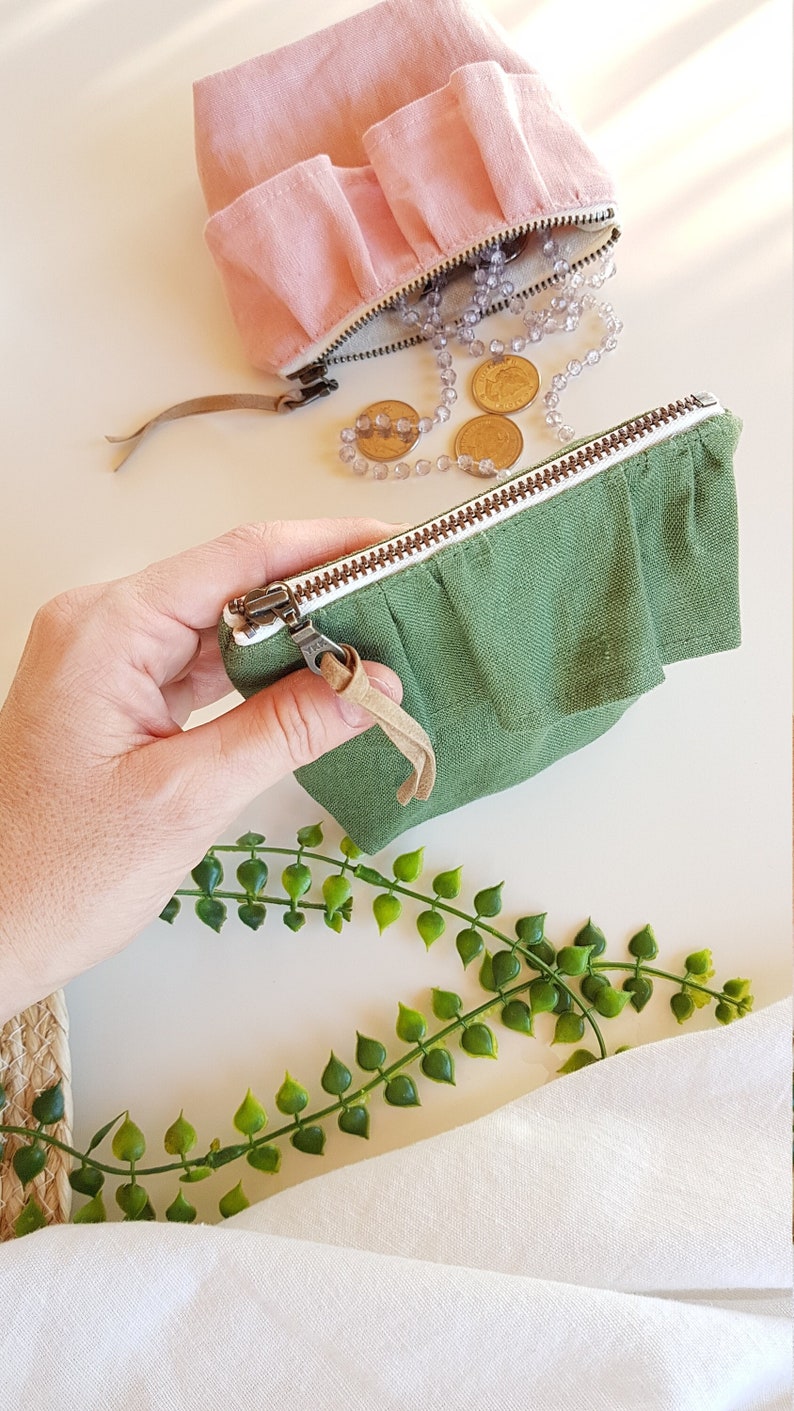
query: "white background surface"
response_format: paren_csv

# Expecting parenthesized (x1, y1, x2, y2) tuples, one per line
(0, 0, 790, 1221)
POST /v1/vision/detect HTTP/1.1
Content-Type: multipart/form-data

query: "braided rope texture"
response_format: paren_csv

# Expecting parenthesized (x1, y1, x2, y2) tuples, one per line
(0, 991, 72, 1240)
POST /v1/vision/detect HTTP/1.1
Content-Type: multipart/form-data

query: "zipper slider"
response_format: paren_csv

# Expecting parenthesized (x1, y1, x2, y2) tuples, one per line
(227, 582, 346, 674)
(282, 376, 339, 410)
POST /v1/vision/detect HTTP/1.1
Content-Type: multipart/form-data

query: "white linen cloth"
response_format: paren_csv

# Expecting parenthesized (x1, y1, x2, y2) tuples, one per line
(1, 1000, 790, 1410)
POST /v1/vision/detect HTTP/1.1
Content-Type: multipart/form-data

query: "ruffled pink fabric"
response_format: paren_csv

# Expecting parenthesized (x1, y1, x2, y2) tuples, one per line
(194, 0, 616, 377)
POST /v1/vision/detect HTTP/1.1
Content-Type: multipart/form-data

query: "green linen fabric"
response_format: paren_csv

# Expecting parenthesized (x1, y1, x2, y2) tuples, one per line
(219, 410, 741, 853)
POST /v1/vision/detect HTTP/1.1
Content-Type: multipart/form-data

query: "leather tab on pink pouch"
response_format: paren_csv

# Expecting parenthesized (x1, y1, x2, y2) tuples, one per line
(193, 0, 618, 379)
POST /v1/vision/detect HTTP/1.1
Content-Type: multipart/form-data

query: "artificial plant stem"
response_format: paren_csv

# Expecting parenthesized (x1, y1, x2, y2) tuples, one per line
(591, 961, 736, 1006)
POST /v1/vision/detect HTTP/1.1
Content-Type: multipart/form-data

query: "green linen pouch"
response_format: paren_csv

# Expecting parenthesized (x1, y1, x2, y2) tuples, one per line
(220, 395, 741, 853)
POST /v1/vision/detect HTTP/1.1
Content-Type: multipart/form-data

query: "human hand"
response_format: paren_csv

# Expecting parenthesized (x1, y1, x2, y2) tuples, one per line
(0, 520, 402, 1023)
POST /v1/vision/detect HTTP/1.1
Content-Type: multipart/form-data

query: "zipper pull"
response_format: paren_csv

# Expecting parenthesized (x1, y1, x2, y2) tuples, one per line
(227, 582, 346, 674)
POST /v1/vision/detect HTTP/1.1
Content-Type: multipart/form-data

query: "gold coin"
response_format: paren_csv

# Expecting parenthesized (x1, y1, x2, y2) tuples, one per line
(471, 355, 540, 414)
(454, 414, 524, 475)
(356, 400, 420, 462)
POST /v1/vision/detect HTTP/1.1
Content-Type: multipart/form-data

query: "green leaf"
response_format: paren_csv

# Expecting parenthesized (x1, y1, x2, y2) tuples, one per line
(573, 919, 607, 956)
(557, 1049, 599, 1075)
(501, 1000, 533, 1034)
(715, 1001, 737, 1025)
(396, 1002, 427, 1044)
(529, 978, 558, 1014)
(580, 973, 610, 1004)
(324, 909, 343, 933)
(69, 1165, 105, 1197)
(491, 949, 521, 988)
(340, 836, 363, 860)
(416, 910, 446, 949)
(247, 1144, 281, 1173)
(373, 893, 402, 934)
(180, 1166, 213, 1184)
(275, 1072, 309, 1116)
(473, 882, 504, 917)
(283, 909, 306, 932)
(233, 1089, 267, 1137)
(622, 976, 653, 1012)
(338, 1105, 370, 1139)
(236, 831, 265, 848)
(159, 897, 181, 924)
(461, 1024, 498, 1059)
(31, 1082, 65, 1125)
(219, 1181, 250, 1218)
(322, 874, 352, 916)
(86, 1112, 124, 1156)
(553, 987, 573, 1014)
(206, 1142, 248, 1169)
(296, 822, 323, 848)
(165, 1190, 197, 1224)
(355, 1034, 387, 1071)
(671, 991, 695, 1024)
(687, 984, 711, 1010)
(593, 986, 631, 1019)
(12, 1144, 46, 1186)
(515, 914, 547, 946)
(195, 896, 227, 932)
(684, 948, 713, 977)
(421, 1047, 455, 1084)
(723, 977, 751, 1000)
(191, 855, 222, 895)
(14, 1197, 48, 1236)
(282, 862, 312, 901)
(354, 864, 391, 887)
(627, 924, 658, 961)
(238, 902, 267, 931)
(321, 1053, 352, 1096)
(556, 945, 592, 977)
(115, 1182, 149, 1219)
(163, 1112, 197, 1157)
(291, 1125, 325, 1156)
(72, 1193, 107, 1224)
(384, 1075, 420, 1107)
(478, 951, 497, 992)
(236, 857, 269, 896)
(111, 1113, 146, 1164)
(432, 866, 462, 899)
(553, 1013, 586, 1045)
(393, 847, 424, 883)
(456, 927, 483, 968)
(431, 988, 462, 1021)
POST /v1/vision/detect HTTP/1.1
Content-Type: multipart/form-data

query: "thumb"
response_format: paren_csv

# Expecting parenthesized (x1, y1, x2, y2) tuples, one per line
(174, 659, 403, 809)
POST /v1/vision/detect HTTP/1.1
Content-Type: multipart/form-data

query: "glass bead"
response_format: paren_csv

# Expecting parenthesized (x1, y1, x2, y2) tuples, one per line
(375, 413, 391, 430)
(558, 425, 575, 443)
(425, 288, 442, 307)
(570, 271, 584, 289)
(486, 273, 499, 288)
(543, 391, 559, 408)
(590, 273, 604, 288)
(567, 359, 582, 377)
(371, 463, 389, 480)
(404, 308, 420, 325)
(509, 296, 524, 316)
(510, 337, 526, 353)
(352, 456, 369, 476)
(395, 417, 413, 436)
(415, 458, 432, 476)
(441, 387, 457, 405)
(542, 237, 555, 257)
(582, 294, 596, 310)
(544, 316, 559, 333)
(340, 427, 356, 443)
(550, 296, 567, 311)
(435, 404, 451, 423)
(564, 315, 578, 332)
(585, 348, 600, 365)
(475, 288, 490, 306)
(355, 413, 371, 432)
(551, 373, 567, 391)
(436, 455, 453, 472)
(459, 327, 475, 343)
(393, 461, 411, 479)
(469, 339, 485, 357)
(421, 322, 437, 340)
(478, 458, 496, 476)
(474, 267, 489, 285)
(339, 444, 356, 463)
(606, 318, 618, 334)
(417, 416, 434, 434)
(500, 280, 514, 297)
(436, 349, 453, 367)
(489, 339, 505, 357)
(602, 301, 613, 315)
(545, 411, 562, 427)
(613, 318, 624, 333)
(440, 369, 456, 386)
(432, 333, 448, 351)
(603, 335, 618, 351)
(490, 247, 506, 265)
(553, 259, 570, 276)
(528, 327, 543, 343)
(457, 454, 474, 471)
(463, 308, 479, 325)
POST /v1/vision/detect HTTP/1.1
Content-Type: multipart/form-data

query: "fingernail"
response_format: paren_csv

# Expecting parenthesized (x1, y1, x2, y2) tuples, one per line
(336, 672, 400, 730)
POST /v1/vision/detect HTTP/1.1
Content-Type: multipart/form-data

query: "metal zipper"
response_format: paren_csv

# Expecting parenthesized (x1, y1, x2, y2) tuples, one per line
(226, 392, 721, 661)
(286, 207, 620, 402)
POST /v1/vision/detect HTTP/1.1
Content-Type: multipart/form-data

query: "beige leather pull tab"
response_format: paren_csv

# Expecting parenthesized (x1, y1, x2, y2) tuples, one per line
(106, 392, 298, 469)
(319, 646, 436, 805)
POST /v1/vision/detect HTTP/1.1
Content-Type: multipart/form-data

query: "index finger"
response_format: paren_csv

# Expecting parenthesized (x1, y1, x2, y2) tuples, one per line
(123, 519, 397, 630)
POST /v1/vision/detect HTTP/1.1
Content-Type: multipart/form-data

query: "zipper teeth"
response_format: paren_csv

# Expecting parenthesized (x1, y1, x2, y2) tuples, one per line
(289, 396, 700, 608)
(320, 209, 619, 367)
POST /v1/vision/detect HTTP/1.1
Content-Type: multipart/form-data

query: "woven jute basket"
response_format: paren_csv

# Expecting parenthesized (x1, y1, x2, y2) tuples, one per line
(0, 991, 72, 1240)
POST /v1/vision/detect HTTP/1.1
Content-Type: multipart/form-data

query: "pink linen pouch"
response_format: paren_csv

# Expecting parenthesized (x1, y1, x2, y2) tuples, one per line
(193, 0, 621, 386)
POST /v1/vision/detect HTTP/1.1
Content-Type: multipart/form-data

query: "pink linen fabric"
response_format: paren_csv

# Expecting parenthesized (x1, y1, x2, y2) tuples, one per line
(193, 0, 617, 378)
